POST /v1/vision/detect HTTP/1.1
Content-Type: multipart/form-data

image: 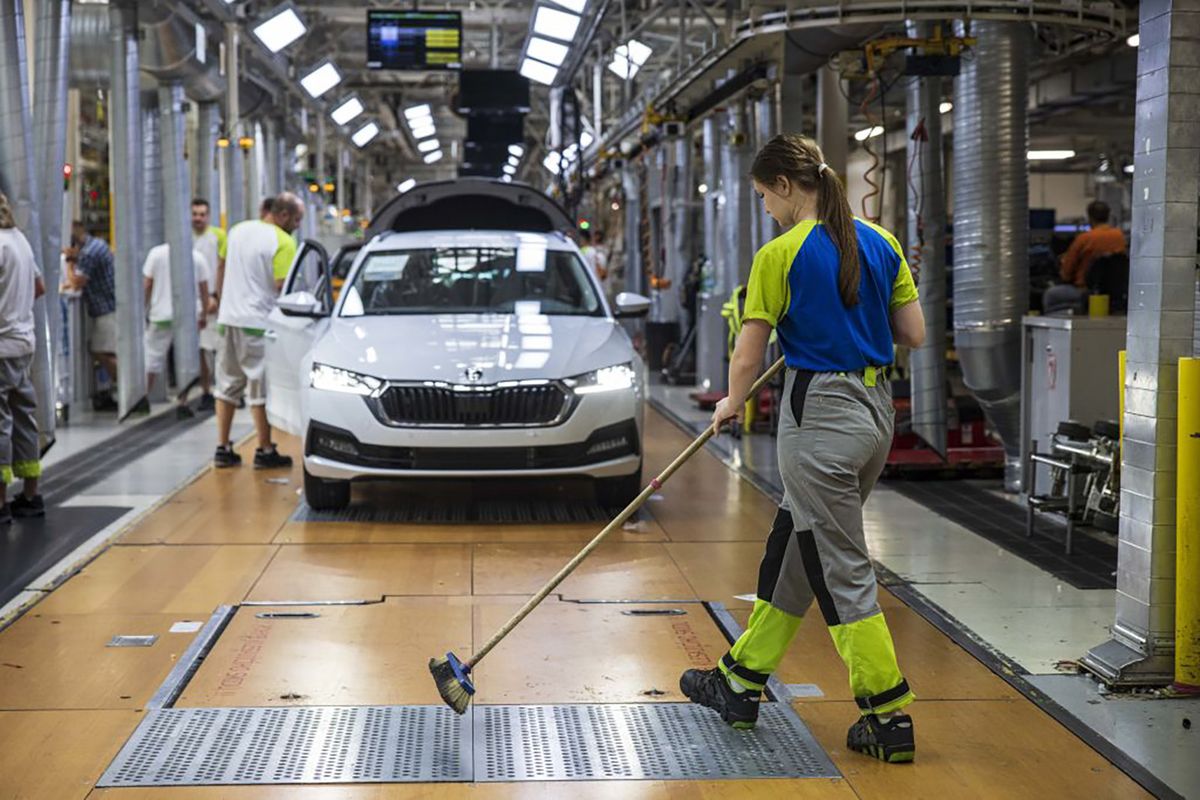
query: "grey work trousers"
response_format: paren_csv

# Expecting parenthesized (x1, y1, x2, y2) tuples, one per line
(0, 354, 40, 482)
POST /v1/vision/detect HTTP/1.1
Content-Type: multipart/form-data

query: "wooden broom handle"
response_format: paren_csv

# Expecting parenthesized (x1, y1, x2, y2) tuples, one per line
(467, 356, 787, 669)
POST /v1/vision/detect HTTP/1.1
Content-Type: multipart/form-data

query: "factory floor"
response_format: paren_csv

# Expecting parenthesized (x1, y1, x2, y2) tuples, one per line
(0, 407, 1189, 798)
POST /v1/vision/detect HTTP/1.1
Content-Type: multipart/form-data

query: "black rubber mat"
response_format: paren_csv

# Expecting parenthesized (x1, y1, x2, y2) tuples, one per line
(294, 498, 637, 525)
(885, 480, 1117, 589)
(0, 505, 131, 609)
(41, 406, 212, 508)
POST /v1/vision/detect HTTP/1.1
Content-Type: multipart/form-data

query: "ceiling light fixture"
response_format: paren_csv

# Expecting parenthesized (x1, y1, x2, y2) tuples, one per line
(1127, 33, 1140, 47)
(351, 121, 379, 147)
(397, 178, 416, 193)
(543, 151, 562, 175)
(520, 57, 558, 86)
(503, 164, 517, 175)
(939, 101, 953, 114)
(854, 126, 884, 142)
(404, 104, 432, 120)
(417, 139, 440, 153)
(526, 36, 570, 67)
(508, 144, 525, 158)
(507, 155, 521, 167)
(423, 150, 444, 164)
(299, 61, 342, 98)
(533, 5, 581, 42)
(251, 3, 307, 53)
(1027, 149, 1076, 160)
(410, 123, 437, 140)
(608, 39, 652, 79)
(548, 0, 588, 12)
(330, 96, 364, 126)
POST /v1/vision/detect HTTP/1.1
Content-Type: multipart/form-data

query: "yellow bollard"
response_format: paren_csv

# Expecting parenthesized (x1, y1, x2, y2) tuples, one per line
(1176, 358, 1200, 692)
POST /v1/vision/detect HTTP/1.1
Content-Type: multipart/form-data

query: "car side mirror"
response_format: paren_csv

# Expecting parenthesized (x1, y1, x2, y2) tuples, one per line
(278, 290, 326, 317)
(614, 292, 651, 318)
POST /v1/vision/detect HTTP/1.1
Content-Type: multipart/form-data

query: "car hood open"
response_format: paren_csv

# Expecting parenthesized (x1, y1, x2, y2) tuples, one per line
(312, 313, 634, 384)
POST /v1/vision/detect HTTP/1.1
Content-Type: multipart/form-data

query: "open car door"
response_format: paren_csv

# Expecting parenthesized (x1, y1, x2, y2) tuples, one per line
(264, 240, 333, 436)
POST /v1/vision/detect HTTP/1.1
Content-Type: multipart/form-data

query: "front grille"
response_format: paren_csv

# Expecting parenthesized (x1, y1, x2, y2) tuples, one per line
(373, 383, 570, 427)
(308, 419, 640, 471)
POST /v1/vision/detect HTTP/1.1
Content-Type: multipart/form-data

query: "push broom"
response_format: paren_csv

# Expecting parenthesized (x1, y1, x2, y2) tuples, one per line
(430, 356, 786, 714)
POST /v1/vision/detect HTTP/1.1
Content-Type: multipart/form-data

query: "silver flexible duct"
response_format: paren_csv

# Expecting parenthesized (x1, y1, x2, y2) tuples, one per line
(905, 20, 948, 456)
(109, 0, 147, 416)
(620, 162, 644, 297)
(696, 114, 724, 391)
(952, 21, 1031, 490)
(160, 83, 200, 392)
(141, 91, 165, 255)
(753, 92, 777, 252)
(0, 0, 51, 450)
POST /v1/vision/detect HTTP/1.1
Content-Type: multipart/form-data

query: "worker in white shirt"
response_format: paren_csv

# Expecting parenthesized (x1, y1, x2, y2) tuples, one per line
(142, 243, 210, 419)
(190, 199, 226, 410)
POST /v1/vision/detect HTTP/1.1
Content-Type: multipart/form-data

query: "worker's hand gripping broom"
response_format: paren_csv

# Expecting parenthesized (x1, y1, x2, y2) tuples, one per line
(429, 357, 786, 714)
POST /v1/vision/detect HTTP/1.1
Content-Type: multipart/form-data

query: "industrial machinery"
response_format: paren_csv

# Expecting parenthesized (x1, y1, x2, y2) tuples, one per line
(1027, 419, 1121, 554)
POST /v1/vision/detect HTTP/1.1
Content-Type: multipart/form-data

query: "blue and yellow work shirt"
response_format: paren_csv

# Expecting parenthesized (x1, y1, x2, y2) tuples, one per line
(743, 218, 918, 372)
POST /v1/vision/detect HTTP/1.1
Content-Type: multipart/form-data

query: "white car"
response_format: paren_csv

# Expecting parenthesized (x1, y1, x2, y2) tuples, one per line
(265, 180, 649, 511)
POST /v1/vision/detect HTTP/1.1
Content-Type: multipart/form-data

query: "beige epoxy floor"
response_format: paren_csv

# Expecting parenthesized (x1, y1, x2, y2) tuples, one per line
(0, 414, 1151, 799)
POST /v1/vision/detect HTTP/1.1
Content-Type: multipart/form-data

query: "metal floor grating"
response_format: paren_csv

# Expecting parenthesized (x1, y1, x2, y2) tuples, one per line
(98, 703, 837, 786)
(292, 499, 638, 525)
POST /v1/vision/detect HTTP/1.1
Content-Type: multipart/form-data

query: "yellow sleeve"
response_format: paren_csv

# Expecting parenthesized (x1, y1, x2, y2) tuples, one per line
(891, 259, 919, 310)
(871, 223, 919, 311)
(215, 227, 227, 260)
(273, 227, 297, 282)
(742, 241, 791, 327)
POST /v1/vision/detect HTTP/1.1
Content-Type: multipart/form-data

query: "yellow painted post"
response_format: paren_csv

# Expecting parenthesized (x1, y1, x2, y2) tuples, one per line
(1176, 358, 1200, 693)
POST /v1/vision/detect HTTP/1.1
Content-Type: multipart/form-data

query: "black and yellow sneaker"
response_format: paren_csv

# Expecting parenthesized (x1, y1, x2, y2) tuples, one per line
(679, 668, 760, 730)
(847, 713, 915, 763)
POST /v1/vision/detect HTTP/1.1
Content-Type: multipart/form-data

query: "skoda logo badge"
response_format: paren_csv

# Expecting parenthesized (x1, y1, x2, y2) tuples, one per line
(465, 367, 484, 383)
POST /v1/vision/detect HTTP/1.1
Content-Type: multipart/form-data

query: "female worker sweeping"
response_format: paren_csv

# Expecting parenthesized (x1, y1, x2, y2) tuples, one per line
(680, 134, 926, 764)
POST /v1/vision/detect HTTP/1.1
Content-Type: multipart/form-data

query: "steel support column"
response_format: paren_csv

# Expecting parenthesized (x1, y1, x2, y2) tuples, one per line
(905, 20, 948, 456)
(816, 65, 848, 175)
(753, 91, 777, 252)
(195, 101, 219, 208)
(159, 83, 199, 394)
(108, 0, 146, 416)
(1082, 0, 1200, 686)
(695, 114, 725, 391)
(224, 22, 244, 227)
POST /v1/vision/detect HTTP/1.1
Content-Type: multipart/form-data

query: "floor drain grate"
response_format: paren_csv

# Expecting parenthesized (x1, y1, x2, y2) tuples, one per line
(98, 703, 836, 786)
(292, 500, 637, 525)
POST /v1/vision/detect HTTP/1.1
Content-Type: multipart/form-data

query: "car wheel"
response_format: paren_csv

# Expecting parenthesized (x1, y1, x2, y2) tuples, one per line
(595, 466, 643, 509)
(304, 467, 351, 511)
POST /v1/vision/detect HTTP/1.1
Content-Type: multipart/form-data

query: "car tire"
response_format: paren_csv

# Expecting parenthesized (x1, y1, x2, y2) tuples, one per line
(304, 467, 351, 511)
(595, 466, 643, 509)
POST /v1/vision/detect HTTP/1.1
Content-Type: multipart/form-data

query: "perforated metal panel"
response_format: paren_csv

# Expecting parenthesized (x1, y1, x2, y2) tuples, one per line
(473, 703, 836, 781)
(99, 703, 836, 786)
(293, 499, 636, 524)
(98, 706, 471, 786)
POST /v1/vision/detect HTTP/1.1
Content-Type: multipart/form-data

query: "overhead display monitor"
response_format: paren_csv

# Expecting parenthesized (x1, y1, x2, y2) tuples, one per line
(367, 10, 462, 71)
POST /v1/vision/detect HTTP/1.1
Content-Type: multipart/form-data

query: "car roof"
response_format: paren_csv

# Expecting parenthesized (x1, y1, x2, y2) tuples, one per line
(361, 229, 578, 253)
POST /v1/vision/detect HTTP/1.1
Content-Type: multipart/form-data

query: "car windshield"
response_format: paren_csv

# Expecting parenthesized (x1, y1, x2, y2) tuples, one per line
(340, 244, 603, 317)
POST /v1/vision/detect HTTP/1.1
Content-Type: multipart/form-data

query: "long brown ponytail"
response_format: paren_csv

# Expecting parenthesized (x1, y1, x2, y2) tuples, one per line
(750, 134, 860, 307)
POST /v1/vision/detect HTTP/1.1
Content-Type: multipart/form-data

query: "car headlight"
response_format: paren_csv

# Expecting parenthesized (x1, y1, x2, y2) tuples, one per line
(565, 363, 636, 395)
(310, 363, 384, 397)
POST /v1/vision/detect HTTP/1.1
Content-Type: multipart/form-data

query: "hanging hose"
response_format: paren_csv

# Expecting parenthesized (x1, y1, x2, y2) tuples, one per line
(907, 116, 928, 285)
(858, 76, 883, 221)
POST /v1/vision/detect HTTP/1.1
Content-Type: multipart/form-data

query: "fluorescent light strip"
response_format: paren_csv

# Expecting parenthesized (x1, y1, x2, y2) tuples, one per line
(526, 36, 570, 67)
(404, 103, 432, 120)
(508, 144, 525, 157)
(351, 121, 379, 147)
(1027, 149, 1076, 160)
(330, 96, 364, 126)
(423, 150, 444, 164)
(300, 62, 341, 98)
(503, 164, 517, 175)
(548, 0, 588, 12)
(520, 57, 558, 86)
(397, 178, 416, 193)
(410, 123, 437, 140)
(854, 125, 884, 142)
(417, 139, 440, 153)
(252, 6, 307, 53)
(533, 6, 581, 42)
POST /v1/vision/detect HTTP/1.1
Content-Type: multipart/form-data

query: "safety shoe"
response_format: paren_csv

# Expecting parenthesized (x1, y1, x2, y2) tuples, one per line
(253, 446, 293, 470)
(214, 445, 242, 468)
(11, 494, 45, 518)
(847, 713, 915, 763)
(680, 667, 760, 730)
(198, 394, 215, 411)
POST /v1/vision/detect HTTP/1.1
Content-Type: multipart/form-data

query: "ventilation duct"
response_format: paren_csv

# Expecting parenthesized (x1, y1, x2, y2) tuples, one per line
(141, 90, 165, 257)
(68, 5, 270, 114)
(952, 21, 1031, 490)
(906, 20, 948, 456)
